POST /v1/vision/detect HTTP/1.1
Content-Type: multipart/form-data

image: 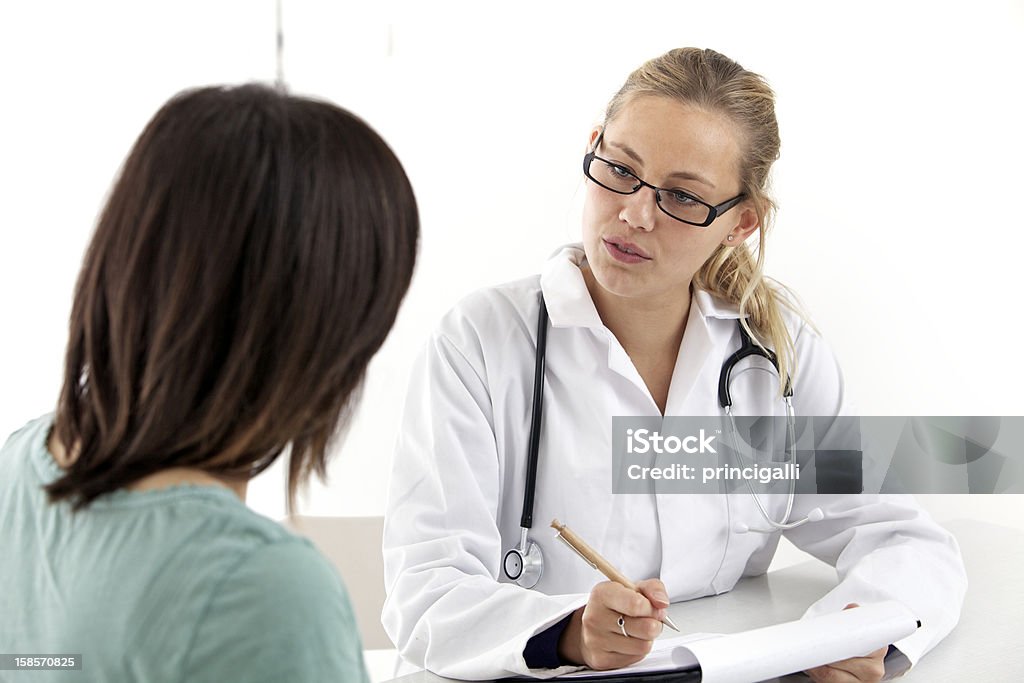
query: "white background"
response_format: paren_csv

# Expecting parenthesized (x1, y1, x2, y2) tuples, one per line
(2, 0, 1022, 533)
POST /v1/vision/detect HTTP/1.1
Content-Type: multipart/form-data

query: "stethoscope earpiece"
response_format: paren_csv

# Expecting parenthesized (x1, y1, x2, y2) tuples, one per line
(733, 507, 826, 535)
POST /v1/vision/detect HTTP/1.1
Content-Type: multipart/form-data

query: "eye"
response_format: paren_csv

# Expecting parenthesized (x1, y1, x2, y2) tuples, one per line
(608, 163, 633, 179)
(667, 189, 699, 207)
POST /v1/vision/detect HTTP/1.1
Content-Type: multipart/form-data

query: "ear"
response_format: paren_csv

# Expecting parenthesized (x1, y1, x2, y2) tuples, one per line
(722, 203, 759, 246)
(586, 126, 603, 153)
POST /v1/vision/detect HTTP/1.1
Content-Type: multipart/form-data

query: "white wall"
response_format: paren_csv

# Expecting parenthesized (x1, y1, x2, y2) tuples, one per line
(2, 1, 1022, 529)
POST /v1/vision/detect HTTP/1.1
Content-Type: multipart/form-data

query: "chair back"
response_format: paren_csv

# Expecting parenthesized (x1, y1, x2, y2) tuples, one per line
(285, 515, 390, 650)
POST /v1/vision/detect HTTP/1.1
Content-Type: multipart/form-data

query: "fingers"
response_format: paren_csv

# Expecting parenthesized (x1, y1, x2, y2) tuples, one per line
(636, 578, 670, 609)
(589, 582, 665, 640)
(805, 645, 887, 683)
(577, 581, 667, 670)
(579, 609, 652, 669)
(805, 604, 885, 682)
(616, 613, 664, 641)
(805, 664, 860, 683)
(594, 581, 666, 619)
(583, 643, 653, 671)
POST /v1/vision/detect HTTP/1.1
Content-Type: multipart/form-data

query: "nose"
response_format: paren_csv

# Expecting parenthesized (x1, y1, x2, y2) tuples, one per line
(618, 186, 658, 232)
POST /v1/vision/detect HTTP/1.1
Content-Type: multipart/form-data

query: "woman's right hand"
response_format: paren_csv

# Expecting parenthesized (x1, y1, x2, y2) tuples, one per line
(557, 579, 669, 670)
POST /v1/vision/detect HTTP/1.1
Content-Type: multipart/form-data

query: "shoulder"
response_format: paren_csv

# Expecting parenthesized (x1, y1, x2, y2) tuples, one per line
(0, 414, 53, 468)
(1, 414, 52, 451)
(432, 243, 592, 350)
(438, 274, 541, 340)
(184, 537, 366, 682)
(760, 285, 844, 403)
(0, 414, 60, 500)
(431, 242, 596, 350)
(182, 510, 348, 615)
(426, 273, 542, 371)
(762, 286, 848, 414)
(698, 286, 846, 412)
(217, 538, 351, 616)
(697, 284, 822, 350)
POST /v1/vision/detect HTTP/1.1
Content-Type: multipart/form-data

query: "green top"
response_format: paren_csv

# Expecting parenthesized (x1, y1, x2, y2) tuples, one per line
(0, 415, 370, 683)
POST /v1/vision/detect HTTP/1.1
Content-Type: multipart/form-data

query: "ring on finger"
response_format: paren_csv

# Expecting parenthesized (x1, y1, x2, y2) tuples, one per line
(617, 614, 630, 638)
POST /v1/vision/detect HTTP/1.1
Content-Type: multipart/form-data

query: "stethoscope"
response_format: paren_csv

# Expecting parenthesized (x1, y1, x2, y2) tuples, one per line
(718, 323, 824, 535)
(502, 293, 825, 588)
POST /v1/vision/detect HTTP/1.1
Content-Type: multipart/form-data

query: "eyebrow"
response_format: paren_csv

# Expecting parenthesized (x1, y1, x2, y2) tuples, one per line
(607, 140, 717, 189)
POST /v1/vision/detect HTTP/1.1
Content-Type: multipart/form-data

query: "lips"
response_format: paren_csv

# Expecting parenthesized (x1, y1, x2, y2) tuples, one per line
(603, 237, 651, 260)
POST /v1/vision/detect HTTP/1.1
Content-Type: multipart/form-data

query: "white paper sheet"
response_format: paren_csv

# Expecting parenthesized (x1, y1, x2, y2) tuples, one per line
(558, 633, 713, 678)
(558, 600, 918, 682)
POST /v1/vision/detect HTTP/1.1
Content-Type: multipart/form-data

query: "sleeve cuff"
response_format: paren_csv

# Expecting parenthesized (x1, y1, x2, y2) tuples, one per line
(523, 612, 575, 669)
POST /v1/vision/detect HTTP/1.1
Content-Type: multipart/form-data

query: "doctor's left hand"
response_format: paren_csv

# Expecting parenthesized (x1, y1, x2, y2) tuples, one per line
(803, 604, 887, 683)
(557, 579, 669, 670)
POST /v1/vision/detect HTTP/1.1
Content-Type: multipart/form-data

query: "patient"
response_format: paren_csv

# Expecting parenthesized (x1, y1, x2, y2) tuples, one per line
(0, 84, 418, 681)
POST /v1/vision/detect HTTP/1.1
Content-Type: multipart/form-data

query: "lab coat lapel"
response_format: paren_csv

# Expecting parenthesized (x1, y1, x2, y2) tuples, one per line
(663, 297, 714, 414)
(541, 245, 656, 399)
(605, 337, 649, 394)
(658, 292, 738, 599)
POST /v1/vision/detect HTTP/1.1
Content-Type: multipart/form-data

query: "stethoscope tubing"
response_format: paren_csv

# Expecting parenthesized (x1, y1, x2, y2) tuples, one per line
(505, 293, 820, 584)
(520, 295, 549, 531)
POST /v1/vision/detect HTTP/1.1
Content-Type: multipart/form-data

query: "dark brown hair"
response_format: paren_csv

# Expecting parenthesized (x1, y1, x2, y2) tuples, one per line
(47, 84, 419, 509)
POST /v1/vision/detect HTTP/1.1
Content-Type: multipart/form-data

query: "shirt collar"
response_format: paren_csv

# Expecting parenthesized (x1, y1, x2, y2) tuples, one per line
(692, 289, 744, 320)
(539, 243, 746, 328)
(539, 244, 604, 329)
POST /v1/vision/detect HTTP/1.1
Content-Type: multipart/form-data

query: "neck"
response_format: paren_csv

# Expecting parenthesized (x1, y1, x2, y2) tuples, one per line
(130, 468, 248, 500)
(47, 431, 248, 501)
(582, 266, 692, 359)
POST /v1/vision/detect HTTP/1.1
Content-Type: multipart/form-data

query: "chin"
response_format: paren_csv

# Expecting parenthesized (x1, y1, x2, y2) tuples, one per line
(588, 260, 648, 299)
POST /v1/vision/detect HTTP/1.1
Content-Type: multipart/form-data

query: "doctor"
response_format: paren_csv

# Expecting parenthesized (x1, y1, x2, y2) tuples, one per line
(383, 48, 966, 682)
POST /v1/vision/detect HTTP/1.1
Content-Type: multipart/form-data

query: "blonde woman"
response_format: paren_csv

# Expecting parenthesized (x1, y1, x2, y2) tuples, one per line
(383, 48, 965, 682)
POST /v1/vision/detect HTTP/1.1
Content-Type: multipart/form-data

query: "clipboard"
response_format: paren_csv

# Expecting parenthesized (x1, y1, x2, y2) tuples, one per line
(531, 601, 918, 683)
(551, 668, 701, 682)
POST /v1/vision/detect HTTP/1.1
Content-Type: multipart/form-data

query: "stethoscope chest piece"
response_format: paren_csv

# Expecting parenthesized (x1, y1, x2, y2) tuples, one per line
(503, 533, 544, 588)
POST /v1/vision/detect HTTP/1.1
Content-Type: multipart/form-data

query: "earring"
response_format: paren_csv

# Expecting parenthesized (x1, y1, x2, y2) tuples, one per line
(727, 235, 734, 241)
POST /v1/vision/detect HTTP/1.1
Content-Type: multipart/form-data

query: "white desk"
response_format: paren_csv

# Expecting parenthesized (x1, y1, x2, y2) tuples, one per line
(384, 519, 1024, 682)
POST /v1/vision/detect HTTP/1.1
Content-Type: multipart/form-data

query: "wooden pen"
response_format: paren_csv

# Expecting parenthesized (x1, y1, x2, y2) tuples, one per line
(551, 518, 680, 632)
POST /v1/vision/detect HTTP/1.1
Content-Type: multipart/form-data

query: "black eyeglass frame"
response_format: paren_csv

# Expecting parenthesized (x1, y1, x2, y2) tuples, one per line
(583, 132, 746, 227)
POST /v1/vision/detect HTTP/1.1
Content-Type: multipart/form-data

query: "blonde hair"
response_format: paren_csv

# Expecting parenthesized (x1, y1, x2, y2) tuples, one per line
(604, 47, 801, 391)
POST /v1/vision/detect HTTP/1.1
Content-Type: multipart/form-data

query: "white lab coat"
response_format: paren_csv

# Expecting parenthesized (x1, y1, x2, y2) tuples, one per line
(382, 245, 966, 680)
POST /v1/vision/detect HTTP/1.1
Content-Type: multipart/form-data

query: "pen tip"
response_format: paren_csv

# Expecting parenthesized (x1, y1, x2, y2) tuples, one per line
(663, 615, 681, 632)
(550, 518, 562, 529)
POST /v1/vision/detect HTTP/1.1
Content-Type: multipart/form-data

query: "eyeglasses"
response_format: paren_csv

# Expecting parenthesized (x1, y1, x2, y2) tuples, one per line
(583, 133, 745, 227)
